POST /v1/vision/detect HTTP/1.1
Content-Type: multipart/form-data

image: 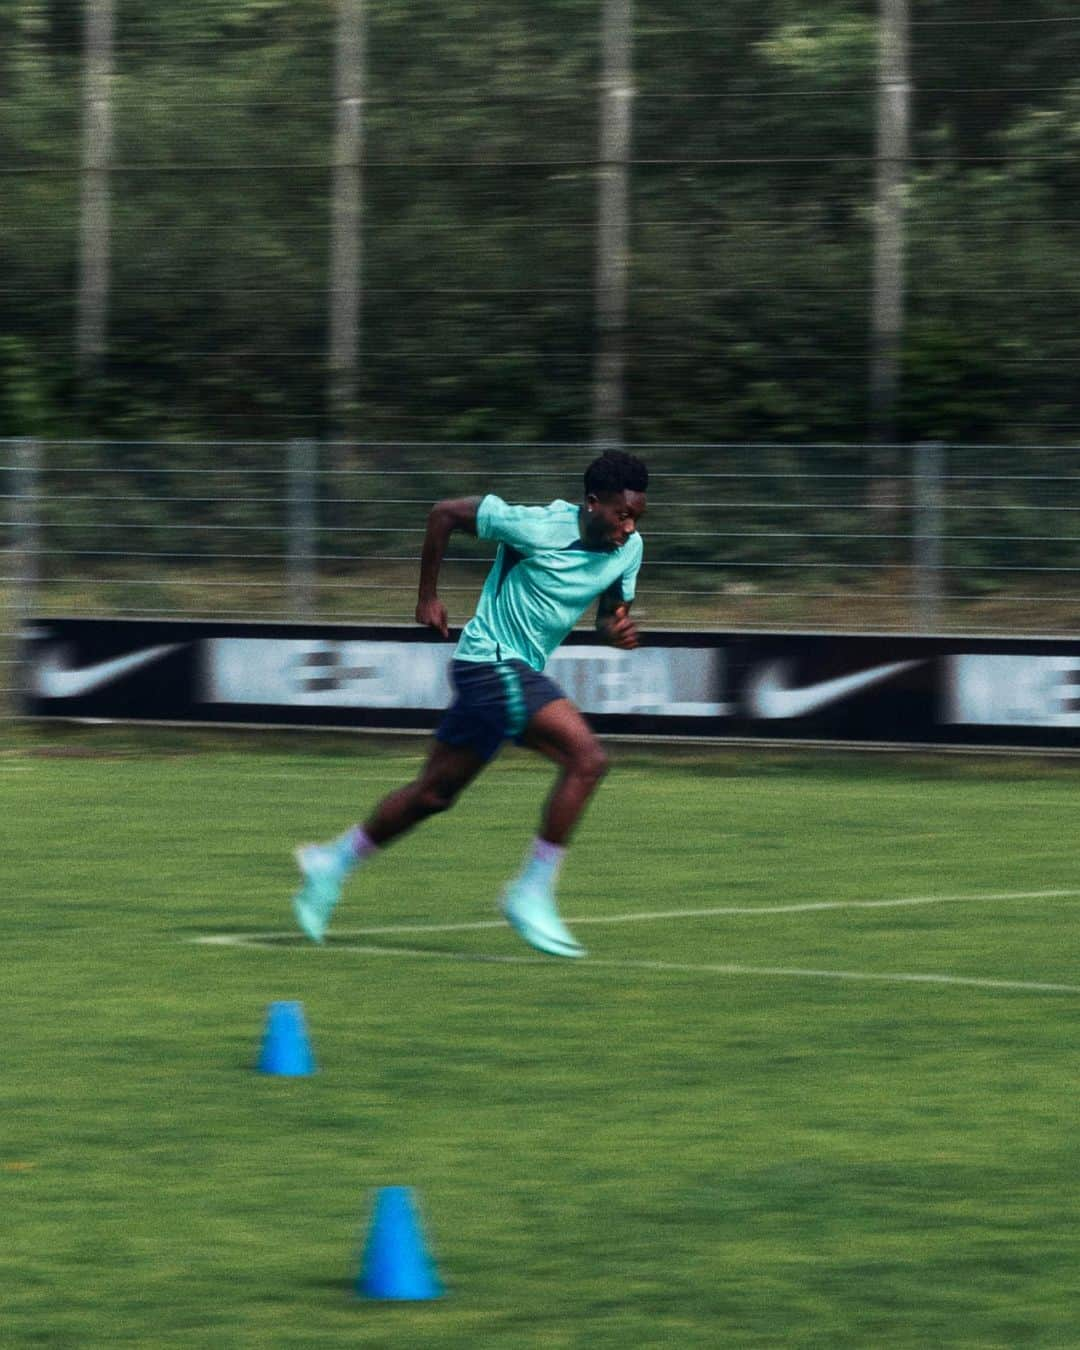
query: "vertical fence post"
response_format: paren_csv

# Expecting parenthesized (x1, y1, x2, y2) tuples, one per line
(869, 0, 910, 509)
(913, 440, 944, 632)
(328, 0, 365, 443)
(77, 0, 115, 387)
(10, 438, 41, 714)
(287, 439, 317, 620)
(593, 0, 633, 449)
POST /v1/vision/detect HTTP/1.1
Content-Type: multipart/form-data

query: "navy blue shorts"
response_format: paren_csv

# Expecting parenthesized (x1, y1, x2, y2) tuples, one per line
(435, 659, 566, 763)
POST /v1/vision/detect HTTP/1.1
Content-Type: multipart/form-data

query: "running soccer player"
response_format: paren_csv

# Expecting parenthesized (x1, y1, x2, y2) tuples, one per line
(291, 449, 648, 959)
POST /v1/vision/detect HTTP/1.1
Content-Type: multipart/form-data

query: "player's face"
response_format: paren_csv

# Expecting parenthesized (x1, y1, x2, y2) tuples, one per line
(585, 489, 647, 550)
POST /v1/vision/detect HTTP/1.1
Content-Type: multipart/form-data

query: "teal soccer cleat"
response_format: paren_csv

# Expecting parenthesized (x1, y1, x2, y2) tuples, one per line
(499, 883, 587, 960)
(291, 843, 348, 943)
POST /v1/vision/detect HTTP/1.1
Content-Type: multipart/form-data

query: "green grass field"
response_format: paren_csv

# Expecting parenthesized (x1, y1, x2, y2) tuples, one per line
(4, 733, 1080, 1348)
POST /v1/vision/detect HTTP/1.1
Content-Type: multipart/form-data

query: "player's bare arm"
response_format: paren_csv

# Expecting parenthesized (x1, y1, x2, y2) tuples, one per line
(596, 584, 639, 650)
(415, 496, 481, 637)
(292, 450, 648, 957)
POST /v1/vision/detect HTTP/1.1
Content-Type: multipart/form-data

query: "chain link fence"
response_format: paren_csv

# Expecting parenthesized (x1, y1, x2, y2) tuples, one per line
(6, 5, 1080, 444)
(5, 437, 1080, 717)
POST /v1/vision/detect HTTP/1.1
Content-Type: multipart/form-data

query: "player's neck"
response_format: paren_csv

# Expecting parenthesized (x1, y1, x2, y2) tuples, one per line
(578, 504, 606, 551)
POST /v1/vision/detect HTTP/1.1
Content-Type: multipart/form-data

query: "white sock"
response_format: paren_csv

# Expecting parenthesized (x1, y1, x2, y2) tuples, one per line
(331, 826, 376, 873)
(519, 837, 566, 892)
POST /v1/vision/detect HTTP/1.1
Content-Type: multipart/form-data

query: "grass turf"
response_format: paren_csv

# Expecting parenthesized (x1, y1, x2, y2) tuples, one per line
(3, 736, 1079, 1347)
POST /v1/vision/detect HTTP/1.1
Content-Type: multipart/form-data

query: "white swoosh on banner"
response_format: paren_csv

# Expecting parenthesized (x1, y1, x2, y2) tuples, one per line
(747, 659, 921, 720)
(33, 644, 182, 699)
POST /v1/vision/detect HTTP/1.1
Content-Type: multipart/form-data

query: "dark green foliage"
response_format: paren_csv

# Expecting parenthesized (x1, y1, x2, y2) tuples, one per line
(1, 1, 1079, 445)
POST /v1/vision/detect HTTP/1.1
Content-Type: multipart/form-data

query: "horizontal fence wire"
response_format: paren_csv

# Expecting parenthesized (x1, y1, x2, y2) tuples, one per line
(6, 562, 1080, 575)
(4, 437, 1080, 725)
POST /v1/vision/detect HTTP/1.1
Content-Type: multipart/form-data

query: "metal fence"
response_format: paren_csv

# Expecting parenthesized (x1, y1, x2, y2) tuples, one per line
(5, 437, 1080, 719)
(7, 4, 1080, 446)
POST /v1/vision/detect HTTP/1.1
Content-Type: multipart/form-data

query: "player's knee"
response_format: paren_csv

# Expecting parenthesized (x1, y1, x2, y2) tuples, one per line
(574, 742, 609, 786)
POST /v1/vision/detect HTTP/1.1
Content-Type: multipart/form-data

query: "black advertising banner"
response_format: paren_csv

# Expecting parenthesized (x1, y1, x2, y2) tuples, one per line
(20, 617, 1080, 750)
(734, 633, 940, 745)
(19, 618, 726, 738)
(730, 633, 1080, 750)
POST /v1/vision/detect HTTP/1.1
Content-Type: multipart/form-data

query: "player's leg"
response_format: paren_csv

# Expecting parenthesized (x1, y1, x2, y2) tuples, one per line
(499, 696, 608, 959)
(522, 697, 610, 845)
(363, 739, 489, 845)
(292, 739, 487, 943)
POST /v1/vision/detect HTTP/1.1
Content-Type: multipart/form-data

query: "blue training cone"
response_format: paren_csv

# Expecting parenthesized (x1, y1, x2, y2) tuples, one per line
(356, 1186, 444, 1300)
(257, 1000, 316, 1076)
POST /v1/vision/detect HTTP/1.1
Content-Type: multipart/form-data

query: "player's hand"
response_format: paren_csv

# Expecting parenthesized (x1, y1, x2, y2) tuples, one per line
(416, 597, 450, 638)
(599, 604, 638, 650)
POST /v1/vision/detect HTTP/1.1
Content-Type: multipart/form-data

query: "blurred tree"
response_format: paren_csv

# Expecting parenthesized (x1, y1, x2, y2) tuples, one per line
(1, 0, 1079, 462)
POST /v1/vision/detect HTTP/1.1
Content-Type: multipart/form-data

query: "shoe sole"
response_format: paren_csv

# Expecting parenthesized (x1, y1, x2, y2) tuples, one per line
(499, 897, 587, 960)
(291, 887, 328, 943)
(292, 847, 334, 943)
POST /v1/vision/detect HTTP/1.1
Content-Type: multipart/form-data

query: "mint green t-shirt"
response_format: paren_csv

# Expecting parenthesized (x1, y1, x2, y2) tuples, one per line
(454, 495, 643, 671)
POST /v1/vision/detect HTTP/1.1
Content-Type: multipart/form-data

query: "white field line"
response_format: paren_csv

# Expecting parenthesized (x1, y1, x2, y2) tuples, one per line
(189, 886, 1080, 996)
(190, 936, 1080, 996)
(197, 887, 1080, 941)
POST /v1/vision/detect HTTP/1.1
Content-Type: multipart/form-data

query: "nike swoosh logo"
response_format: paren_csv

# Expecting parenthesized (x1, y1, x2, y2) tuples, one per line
(33, 644, 181, 699)
(747, 659, 920, 719)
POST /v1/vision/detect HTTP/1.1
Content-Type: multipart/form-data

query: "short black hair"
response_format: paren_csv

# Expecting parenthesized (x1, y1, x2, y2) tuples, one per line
(584, 450, 649, 496)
